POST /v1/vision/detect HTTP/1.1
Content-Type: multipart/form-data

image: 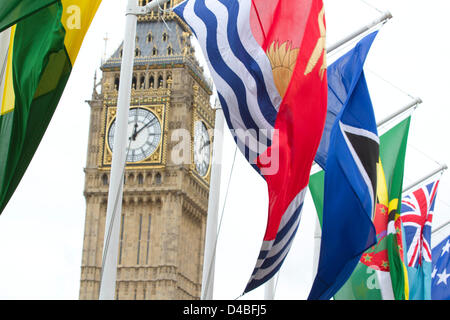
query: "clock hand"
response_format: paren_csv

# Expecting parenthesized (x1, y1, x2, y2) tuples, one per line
(132, 117, 157, 140)
(130, 122, 138, 141)
(200, 140, 210, 151)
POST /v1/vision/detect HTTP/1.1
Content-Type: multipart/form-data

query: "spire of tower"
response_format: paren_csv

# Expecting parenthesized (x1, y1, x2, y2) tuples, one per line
(102, 32, 109, 64)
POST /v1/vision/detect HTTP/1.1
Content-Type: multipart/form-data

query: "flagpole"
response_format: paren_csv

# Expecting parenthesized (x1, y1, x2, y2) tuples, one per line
(264, 274, 277, 300)
(99, 0, 169, 300)
(311, 211, 321, 281)
(98, 0, 138, 300)
(201, 101, 225, 300)
(377, 97, 422, 130)
(327, 11, 392, 54)
(402, 164, 447, 196)
(432, 221, 450, 235)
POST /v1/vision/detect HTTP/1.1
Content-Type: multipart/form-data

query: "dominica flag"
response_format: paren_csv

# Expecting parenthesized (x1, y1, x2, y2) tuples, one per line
(0, 0, 102, 214)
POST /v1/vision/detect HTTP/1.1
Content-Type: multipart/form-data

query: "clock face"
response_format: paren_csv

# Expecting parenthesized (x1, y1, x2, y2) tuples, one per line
(194, 120, 211, 177)
(108, 107, 162, 163)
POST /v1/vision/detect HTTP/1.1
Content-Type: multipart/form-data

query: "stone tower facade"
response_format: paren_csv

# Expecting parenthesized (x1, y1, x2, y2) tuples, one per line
(79, 0, 214, 300)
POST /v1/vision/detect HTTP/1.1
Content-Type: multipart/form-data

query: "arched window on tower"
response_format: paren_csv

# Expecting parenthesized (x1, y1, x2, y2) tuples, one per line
(102, 174, 108, 186)
(135, 48, 140, 57)
(162, 32, 168, 42)
(167, 46, 173, 55)
(149, 75, 154, 89)
(140, 75, 145, 89)
(132, 75, 137, 89)
(137, 173, 144, 185)
(114, 77, 120, 90)
(155, 172, 162, 185)
(157, 75, 163, 88)
(166, 73, 172, 88)
(152, 47, 157, 56)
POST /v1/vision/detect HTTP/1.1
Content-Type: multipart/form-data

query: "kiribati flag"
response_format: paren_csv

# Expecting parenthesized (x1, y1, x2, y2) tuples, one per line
(174, 0, 327, 294)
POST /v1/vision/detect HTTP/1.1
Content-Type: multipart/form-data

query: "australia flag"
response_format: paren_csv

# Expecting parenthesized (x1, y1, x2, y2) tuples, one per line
(432, 235, 450, 300)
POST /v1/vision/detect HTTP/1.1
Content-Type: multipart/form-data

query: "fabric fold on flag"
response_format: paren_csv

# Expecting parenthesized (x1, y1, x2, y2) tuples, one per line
(432, 235, 450, 300)
(401, 179, 440, 299)
(308, 32, 379, 300)
(311, 116, 413, 300)
(174, 0, 328, 294)
(0, 0, 59, 33)
(0, 0, 102, 214)
(329, 117, 411, 300)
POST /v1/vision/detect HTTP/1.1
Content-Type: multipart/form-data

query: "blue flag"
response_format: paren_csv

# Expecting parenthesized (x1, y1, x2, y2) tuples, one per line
(308, 32, 379, 300)
(432, 235, 450, 300)
(400, 179, 440, 300)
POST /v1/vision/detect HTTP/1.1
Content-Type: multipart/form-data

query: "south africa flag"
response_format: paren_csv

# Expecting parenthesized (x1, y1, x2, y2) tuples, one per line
(0, 0, 102, 214)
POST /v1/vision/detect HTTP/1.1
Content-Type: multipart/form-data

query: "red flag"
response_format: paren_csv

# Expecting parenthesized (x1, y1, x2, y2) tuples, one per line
(246, 0, 327, 292)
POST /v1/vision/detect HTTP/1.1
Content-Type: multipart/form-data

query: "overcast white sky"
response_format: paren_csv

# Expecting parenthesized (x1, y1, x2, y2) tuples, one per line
(0, 0, 448, 300)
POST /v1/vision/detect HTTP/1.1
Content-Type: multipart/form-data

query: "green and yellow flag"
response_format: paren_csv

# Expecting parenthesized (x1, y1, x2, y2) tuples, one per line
(0, 0, 59, 32)
(310, 117, 411, 299)
(0, 0, 102, 214)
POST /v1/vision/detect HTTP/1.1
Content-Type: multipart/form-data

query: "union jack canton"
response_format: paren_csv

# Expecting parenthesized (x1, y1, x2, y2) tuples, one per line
(400, 180, 440, 268)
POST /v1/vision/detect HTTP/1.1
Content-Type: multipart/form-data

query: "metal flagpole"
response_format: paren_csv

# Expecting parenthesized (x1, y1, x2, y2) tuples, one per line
(98, 0, 138, 300)
(264, 273, 279, 300)
(312, 212, 321, 282)
(327, 11, 392, 54)
(99, 0, 169, 301)
(402, 164, 447, 196)
(433, 221, 450, 235)
(377, 97, 422, 130)
(201, 100, 225, 300)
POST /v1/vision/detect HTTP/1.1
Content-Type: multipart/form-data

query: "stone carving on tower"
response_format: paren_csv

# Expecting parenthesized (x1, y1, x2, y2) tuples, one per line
(79, 0, 215, 300)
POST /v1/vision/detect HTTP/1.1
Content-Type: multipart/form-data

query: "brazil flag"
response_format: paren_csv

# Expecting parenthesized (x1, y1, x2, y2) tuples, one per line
(0, 0, 102, 214)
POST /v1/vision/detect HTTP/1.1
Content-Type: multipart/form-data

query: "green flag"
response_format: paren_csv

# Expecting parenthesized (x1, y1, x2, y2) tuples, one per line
(0, 0, 59, 32)
(310, 117, 411, 299)
(0, 0, 102, 214)
(382, 117, 410, 300)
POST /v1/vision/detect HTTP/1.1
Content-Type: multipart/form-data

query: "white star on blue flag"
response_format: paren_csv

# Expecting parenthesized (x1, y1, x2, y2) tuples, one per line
(432, 237, 450, 299)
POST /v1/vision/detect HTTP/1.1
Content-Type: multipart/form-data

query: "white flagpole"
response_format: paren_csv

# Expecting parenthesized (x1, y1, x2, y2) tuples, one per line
(99, 0, 138, 300)
(201, 101, 225, 300)
(377, 97, 422, 131)
(327, 11, 392, 54)
(402, 164, 447, 196)
(99, 0, 169, 300)
(311, 212, 322, 281)
(264, 274, 278, 300)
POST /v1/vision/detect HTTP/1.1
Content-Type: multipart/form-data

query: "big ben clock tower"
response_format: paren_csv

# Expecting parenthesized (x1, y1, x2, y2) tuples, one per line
(79, 0, 215, 300)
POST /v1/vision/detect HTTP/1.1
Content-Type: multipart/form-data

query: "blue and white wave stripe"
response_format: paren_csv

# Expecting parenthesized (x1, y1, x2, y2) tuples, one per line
(244, 188, 307, 293)
(174, 0, 282, 167)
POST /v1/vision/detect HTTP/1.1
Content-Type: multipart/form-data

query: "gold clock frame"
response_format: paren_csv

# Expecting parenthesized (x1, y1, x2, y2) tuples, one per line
(101, 104, 167, 169)
(191, 111, 213, 185)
